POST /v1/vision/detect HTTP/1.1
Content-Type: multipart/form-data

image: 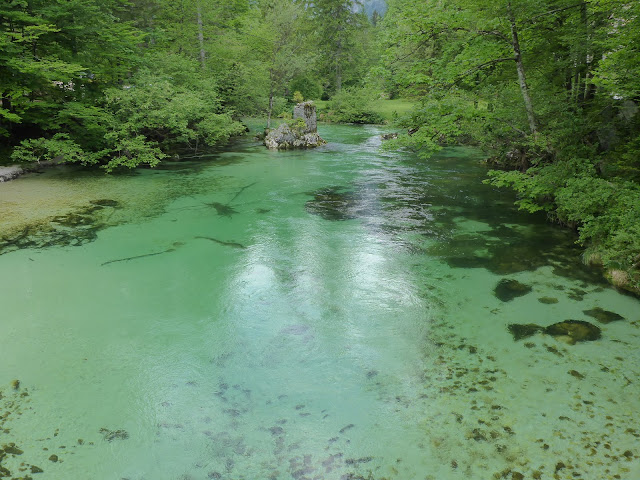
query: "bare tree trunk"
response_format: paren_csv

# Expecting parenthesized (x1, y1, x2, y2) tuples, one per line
(267, 75, 275, 129)
(507, 2, 538, 137)
(335, 38, 343, 92)
(580, 2, 593, 102)
(197, 4, 206, 70)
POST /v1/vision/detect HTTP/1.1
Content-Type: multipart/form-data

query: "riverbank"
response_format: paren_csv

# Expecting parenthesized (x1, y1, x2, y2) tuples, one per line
(0, 161, 62, 183)
(0, 165, 25, 182)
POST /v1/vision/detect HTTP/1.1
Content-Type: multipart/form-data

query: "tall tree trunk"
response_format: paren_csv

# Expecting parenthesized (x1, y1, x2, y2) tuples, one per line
(197, 4, 206, 70)
(507, 2, 538, 137)
(580, 2, 593, 102)
(335, 38, 343, 92)
(267, 74, 275, 129)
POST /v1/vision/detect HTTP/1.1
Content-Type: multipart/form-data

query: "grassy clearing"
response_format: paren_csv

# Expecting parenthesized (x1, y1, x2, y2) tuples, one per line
(313, 98, 417, 123)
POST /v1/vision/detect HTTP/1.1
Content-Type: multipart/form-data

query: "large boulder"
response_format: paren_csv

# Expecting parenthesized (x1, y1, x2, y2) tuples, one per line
(293, 101, 318, 133)
(265, 102, 326, 150)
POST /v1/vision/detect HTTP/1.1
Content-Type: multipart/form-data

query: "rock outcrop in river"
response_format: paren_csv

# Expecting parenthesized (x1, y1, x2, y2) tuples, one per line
(264, 102, 326, 150)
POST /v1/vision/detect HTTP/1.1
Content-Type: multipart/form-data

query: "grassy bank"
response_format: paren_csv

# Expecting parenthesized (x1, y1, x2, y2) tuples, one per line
(314, 98, 416, 123)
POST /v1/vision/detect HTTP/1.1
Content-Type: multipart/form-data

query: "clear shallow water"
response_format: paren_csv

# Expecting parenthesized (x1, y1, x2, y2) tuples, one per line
(0, 124, 639, 480)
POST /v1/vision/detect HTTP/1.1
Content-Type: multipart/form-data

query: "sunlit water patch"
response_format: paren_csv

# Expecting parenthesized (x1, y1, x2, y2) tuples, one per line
(1, 124, 639, 479)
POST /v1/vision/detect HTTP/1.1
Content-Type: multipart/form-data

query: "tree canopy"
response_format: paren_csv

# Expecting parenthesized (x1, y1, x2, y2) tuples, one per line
(380, 0, 640, 292)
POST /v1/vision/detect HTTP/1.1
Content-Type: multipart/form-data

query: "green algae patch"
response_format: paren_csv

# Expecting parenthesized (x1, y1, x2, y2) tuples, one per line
(99, 428, 129, 442)
(305, 186, 359, 221)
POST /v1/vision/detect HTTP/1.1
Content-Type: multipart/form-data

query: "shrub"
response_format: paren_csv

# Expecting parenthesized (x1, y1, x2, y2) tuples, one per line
(327, 87, 383, 124)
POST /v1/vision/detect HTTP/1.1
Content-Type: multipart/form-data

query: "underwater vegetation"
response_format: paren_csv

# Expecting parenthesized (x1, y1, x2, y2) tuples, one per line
(305, 186, 361, 221)
(0, 199, 120, 257)
(98, 428, 129, 442)
(205, 202, 238, 218)
(0, 381, 45, 479)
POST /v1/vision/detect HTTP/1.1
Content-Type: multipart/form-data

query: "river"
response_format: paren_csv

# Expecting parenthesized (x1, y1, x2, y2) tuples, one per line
(1, 124, 638, 479)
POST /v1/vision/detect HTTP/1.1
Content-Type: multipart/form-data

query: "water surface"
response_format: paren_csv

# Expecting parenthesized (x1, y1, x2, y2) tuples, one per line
(1, 125, 639, 479)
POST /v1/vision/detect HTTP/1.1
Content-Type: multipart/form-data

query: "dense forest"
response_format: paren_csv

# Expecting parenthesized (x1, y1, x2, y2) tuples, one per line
(1, 0, 638, 293)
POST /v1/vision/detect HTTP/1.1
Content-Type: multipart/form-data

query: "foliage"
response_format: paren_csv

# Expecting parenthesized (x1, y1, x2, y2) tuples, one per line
(1, 0, 249, 171)
(11, 134, 86, 165)
(304, 0, 378, 95)
(327, 87, 384, 124)
(381, 0, 640, 292)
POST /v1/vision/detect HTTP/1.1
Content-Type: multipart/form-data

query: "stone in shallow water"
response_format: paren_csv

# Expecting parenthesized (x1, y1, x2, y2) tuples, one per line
(538, 297, 559, 304)
(583, 307, 624, 324)
(544, 320, 601, 344)
(494, 279, 532, 302)
(508, 319, 601, 344)
(265, 102, 326, 150)
(508, 324, 543, 341)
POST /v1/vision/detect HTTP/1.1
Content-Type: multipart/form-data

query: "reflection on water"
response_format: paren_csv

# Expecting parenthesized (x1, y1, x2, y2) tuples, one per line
(0, 125, 639, 479)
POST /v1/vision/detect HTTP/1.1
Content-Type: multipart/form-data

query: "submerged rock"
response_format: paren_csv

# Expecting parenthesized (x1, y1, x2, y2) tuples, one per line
(509, 319, 601, 344)
(508, 323, 543, 341)
(538, 296, 559, 304)
(265, 102, 326, 150)
(544, 320, 601, 344)
(494, 279, 532, 302)
(583, 307, 624, 324)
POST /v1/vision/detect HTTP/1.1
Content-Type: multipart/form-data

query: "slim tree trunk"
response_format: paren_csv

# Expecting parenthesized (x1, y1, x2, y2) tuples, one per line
(196, 4, 206, 70)
(580, 2, 593, 102)
(335, 38, 343, 92)
(507, 2, 538, 137)
(267, 75, 275, 129)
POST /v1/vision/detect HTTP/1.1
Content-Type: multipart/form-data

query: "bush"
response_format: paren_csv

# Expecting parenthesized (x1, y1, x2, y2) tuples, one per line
(11, 134, 86, 164)
(327, 87, 383, 124)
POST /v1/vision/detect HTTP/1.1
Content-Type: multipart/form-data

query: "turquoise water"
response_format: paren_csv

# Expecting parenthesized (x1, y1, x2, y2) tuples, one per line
(1, 124, 639, 480)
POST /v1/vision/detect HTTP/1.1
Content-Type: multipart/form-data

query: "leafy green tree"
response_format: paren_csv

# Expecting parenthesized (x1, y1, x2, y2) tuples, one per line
(382, 0, 640, 292)
(305, 0, 372, 95)
(245, 0, 314, 128)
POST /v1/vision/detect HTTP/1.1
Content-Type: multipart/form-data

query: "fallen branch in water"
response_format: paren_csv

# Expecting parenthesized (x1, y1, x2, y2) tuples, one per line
(101, 242, 184, 266)
(228, 181, 257, 205)
(195, 236, 246, 249)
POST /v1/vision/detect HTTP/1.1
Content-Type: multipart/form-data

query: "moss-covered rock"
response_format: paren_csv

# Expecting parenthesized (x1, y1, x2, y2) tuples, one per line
(544, 320, 601, 344)
(538, 297, 559, 304)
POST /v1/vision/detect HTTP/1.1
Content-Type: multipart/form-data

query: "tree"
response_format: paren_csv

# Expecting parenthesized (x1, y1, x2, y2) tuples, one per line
(306, 0, 370, 94)
(381, 0, 640, 292)
(245, 0, 314, 128)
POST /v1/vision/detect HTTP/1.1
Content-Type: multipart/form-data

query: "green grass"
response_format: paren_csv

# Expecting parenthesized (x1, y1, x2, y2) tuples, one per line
(373, 98, 416, 121)
(313, 98, 417, 123)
